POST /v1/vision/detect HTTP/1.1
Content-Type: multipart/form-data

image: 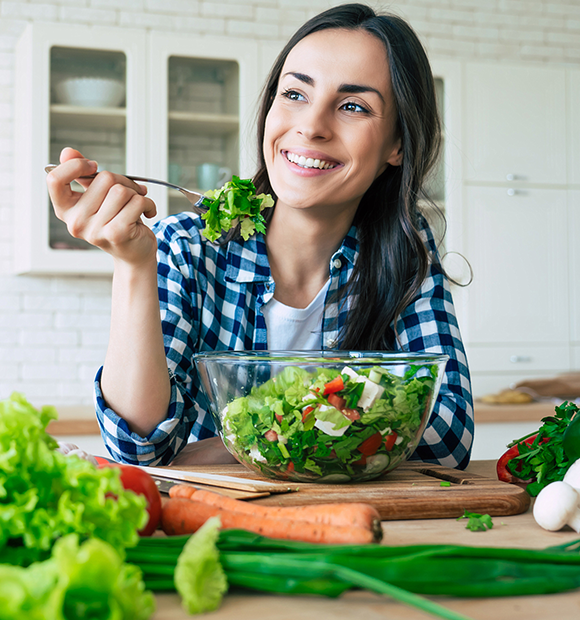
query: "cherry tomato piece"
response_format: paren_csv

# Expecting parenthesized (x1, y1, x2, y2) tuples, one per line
(357, 432, 383, 456)
(327, 393, 346, 411)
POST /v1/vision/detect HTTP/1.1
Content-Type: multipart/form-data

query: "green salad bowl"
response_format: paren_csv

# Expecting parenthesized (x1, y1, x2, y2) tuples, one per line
(194, 351, 448, 483)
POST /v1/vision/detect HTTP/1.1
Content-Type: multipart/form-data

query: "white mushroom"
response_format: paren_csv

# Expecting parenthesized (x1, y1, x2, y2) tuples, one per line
(563, 459, 580, 493)
(533, 481, 580, 532)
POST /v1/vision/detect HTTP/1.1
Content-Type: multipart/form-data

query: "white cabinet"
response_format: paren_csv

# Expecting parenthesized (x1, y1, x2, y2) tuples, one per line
(569, 71, 580, 186)
(14, 23, 258, 275)
(15, 23, 147, 274)
(464, 62, 567, 185)
(570, 190, 580, 344)
(146, 32, 258, 223)
(463, 186, 569, 345)
(461, 62, 575, 398)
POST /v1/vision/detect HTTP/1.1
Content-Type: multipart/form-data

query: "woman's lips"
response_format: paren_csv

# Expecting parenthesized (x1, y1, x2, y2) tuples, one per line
(282, 150, 342, 173)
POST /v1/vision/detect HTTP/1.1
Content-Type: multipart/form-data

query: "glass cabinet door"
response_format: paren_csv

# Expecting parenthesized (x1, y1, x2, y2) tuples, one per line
(49, 46, 127, 251)
(147, 32, 258, 223)
(14, 23, 146, 275)
(166, 56, 239, 216)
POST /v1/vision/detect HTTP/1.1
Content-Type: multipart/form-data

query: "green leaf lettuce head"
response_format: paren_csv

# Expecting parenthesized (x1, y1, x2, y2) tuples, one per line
(201, 176, 274, 242)
(0, 533, 155, 620)
(174, 517, 228, 614)
(0, 392, 148, 565)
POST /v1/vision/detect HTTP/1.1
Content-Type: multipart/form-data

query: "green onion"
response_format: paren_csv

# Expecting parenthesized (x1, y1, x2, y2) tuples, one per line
(126, 531, 580, 619)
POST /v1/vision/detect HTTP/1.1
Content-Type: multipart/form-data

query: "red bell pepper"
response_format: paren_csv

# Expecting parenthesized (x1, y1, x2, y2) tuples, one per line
(323, 376, 344, 395)
(496, 433, 547, 483)
(302, 406, 315, 422)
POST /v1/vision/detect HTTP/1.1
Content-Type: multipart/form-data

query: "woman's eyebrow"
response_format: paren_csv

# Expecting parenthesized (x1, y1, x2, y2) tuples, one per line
(339, 83, 385, 103)
(282, 72, 384, 102)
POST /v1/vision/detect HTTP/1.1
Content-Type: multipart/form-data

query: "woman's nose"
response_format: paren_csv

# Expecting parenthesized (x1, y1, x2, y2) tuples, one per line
(297, 102, 333, 141)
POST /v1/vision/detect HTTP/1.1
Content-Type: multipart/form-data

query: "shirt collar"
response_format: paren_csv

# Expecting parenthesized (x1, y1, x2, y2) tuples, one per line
(224, 225, 359, 284)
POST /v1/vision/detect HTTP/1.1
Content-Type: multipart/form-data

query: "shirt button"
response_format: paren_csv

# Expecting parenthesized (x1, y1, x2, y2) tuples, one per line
(332, 258, 342, 270)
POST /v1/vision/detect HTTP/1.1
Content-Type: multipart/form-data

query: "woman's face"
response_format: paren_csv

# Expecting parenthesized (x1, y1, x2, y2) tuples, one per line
(263, 28, 402, 217)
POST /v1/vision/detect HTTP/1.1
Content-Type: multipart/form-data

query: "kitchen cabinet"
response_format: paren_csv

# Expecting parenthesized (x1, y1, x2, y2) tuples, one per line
(463, 186, 569, 345)
(464, 62, 567, 185)
(569, 71, 580, 186)
(14, 23, 258, 275)
(571, 190, 580, 346)
(146, 32, 258, 224)
(460, 62, 576, 398)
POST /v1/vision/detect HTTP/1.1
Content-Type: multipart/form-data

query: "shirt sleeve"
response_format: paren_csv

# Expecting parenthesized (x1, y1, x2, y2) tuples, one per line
(94, 215, 217, 465)
(394, 219, 474, 469)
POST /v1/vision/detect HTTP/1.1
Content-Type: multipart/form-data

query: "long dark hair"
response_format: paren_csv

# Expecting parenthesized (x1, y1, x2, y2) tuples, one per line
(253, 3, 442, 350)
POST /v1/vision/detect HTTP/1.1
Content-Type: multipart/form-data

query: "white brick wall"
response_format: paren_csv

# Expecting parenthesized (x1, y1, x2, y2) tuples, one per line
(0, 0, 579, 409)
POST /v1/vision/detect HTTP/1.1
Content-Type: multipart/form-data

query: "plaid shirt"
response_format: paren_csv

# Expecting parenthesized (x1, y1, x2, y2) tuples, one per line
(95, 212, 473, 469)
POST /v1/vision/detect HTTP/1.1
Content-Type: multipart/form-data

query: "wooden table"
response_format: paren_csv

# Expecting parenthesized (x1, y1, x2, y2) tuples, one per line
(150, 460, 580, 620)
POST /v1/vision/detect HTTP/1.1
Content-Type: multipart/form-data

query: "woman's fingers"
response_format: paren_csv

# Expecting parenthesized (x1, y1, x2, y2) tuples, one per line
(82, 186, 157, 247)
(47, 147, 159, 264)
(46, 157, 99, 212)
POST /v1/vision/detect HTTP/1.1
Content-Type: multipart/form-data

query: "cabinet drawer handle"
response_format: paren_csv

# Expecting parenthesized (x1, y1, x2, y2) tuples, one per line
(510, 355, 532, 363)
(507, 188, 519, 196)
(506, 174, 517, 181)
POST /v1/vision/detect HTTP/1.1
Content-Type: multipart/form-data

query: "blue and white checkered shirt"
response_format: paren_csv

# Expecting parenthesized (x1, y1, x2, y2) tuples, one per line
(95, 212, 473, 469)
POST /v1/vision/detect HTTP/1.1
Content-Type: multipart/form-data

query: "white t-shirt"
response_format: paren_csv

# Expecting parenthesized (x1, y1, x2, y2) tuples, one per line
(262, 279, 330, 350)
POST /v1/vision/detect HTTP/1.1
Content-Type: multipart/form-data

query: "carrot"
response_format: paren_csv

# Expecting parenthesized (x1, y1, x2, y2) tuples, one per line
(161, 496, 380, 544)
(169, 485, 381, 533)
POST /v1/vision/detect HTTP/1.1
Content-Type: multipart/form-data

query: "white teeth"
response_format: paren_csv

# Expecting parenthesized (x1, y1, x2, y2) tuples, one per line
(285, 152, 335, 170)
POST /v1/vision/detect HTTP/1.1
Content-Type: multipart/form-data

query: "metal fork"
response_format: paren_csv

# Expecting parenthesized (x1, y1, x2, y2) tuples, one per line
(44, 164, 208, 214)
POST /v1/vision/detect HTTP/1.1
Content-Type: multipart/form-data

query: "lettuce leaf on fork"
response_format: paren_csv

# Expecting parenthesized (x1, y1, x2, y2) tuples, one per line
(201, 176, 273, 243)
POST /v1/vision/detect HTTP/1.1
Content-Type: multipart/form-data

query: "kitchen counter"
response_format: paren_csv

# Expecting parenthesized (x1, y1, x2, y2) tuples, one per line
(150, 460, 580, 620)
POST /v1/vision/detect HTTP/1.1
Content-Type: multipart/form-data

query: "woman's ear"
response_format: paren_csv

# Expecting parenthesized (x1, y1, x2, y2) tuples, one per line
(386, 139, 403, 167)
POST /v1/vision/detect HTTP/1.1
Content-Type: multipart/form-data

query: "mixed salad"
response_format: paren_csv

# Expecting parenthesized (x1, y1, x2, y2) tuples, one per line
(201, 176, 274, 242)
(221, 364, 438, 482)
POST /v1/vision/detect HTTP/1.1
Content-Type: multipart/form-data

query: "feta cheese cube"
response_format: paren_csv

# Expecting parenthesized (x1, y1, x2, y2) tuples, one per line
(314, 418, 349, 437)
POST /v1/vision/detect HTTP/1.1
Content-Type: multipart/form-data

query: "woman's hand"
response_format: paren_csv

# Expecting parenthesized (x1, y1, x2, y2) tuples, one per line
(46, 147, 158, 267)
(169, 437, 240, 466)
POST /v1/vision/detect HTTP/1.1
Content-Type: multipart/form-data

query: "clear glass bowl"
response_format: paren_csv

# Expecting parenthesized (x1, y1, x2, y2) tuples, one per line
(194, 351, 448, 483)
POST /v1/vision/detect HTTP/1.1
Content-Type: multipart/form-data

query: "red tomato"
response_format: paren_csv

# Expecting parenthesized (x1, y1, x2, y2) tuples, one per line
(98, 461, 162, 536)
(286, 461, 295, 473)
(275, 413, 283, 423)
(327, 393, 346, 411)
(384, 432, 398, 452)
(357, 432, 383, 456)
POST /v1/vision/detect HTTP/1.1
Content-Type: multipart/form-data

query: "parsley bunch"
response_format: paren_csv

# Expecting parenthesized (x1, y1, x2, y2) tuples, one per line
(506, 401, 580, 496)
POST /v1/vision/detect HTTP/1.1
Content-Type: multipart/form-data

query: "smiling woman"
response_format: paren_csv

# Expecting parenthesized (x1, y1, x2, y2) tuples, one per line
(46, 3, 473, 471)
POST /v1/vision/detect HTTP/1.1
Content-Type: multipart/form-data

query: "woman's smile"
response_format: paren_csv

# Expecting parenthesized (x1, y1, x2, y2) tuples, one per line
(282, 149, 342, 173)
(263, 27, 402, 217)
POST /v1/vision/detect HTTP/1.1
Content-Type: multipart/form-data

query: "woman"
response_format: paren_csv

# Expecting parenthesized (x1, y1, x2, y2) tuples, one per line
(47, 4, 473, 469)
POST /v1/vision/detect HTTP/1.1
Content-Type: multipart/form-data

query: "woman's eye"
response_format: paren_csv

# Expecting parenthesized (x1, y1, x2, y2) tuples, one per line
(281, 89, 305, 102)
(341, 101, 369, 114)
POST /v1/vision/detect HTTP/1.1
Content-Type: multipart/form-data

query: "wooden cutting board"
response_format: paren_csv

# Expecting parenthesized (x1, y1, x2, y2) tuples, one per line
(176, 462, 531, 520)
